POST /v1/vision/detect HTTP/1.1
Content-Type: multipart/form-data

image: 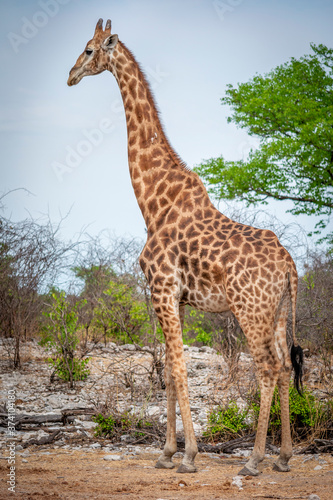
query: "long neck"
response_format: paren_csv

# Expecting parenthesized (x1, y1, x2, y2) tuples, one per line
(109, 41, 211, 231)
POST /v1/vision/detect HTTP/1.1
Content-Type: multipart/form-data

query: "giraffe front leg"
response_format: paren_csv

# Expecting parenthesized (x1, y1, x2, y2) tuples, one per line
(156, 305, 187, 469)
(173, 347, 198, 473)
(154, 300, 197, 473)
(155, 352, 177, 469)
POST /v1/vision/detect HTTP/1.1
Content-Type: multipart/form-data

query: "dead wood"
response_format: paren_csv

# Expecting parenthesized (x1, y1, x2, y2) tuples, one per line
(253, 496, 307, 499)
(22, 429, 62, 448)
(297, 438, 333, 454)
(61, 407, 95, 424)
(175, 434, 280, 454)
(177, 434, 257, 453)
(0, 407, 95, 429)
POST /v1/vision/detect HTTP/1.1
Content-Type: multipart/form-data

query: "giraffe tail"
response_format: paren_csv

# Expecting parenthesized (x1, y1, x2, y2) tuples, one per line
(291, 344, 304, 395)
(288, 269, 303, 395)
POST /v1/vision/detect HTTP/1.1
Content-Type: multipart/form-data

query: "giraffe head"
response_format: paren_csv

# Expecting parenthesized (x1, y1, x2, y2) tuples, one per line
(67, 18, 119, 86)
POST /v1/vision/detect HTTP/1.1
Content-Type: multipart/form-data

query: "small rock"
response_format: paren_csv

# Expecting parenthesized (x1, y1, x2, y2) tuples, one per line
(90, 443, 101, 449)
(239, 352, 251, 362)
(36, 430, 49, 439)
(314, 465, 322, 470)
(232, 475, 243, 490)
(21, 432, 37, 442)
(195, 362, 208, 370)
(120, 435, 133, 443)
(80, 421, 97, 430)
(178, 480, 187, 487)
(303, 455, 315, 463)
(121, 344, 136, 351)
(146, 448, 160, 455)
(146, 406, 160, 417)
(199, 346, 215, 353)
(308, 495, 321, 500)
(198, 411, 207, 422)
(233, 449, 252, 458)
(103, 455, 122, 461)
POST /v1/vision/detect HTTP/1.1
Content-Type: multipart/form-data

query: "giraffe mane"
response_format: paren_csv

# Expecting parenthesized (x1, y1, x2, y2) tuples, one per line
(119, 41, 191, 174)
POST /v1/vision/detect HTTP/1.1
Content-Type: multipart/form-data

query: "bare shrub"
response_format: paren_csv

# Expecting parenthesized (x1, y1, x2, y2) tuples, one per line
(297, 251, 333, 389)
(0, 212, 76, 368)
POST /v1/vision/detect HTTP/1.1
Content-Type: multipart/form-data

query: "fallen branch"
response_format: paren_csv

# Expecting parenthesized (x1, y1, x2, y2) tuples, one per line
(176, 434, 280, 455)
(0, 413, 62, 430)
(177, 434, 257, 453)
(61, 407, 95, 424)
(297, 438, 333, 454)
(0, 407, 95, 429)
(22, 429, 62, 448)
(253, 496, 307, 499)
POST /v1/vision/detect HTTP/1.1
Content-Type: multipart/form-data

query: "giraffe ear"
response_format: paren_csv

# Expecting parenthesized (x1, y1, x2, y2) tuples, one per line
(102, 34, 119, 51)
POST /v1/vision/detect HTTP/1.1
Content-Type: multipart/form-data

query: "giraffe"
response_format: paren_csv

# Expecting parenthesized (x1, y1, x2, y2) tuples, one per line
(67, 18, 303, 476)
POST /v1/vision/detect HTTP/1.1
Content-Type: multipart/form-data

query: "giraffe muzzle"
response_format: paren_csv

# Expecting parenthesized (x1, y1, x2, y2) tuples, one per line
(67, 68, 83, 86)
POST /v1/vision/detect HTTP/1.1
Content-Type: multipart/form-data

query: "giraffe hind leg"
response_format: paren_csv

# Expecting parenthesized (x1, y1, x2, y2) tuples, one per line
(238, 326, 282, 476)
(272, 294, 293, 472)
(272, 370, 292, 472)
(238, 368, 279, 476)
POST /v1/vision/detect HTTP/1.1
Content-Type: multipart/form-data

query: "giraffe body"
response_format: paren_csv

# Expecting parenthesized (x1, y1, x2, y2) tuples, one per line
(68, 19, 301, 476)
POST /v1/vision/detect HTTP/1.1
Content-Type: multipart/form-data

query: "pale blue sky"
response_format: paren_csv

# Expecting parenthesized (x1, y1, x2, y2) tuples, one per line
(1, 0, 332, 254)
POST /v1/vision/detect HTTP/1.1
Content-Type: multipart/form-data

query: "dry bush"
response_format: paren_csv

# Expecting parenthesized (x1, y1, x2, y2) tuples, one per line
(0, 210, 77, 368)
(296, 252, 333, 391)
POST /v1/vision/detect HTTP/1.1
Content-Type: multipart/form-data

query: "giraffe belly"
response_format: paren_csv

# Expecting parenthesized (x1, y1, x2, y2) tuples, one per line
(181, 286, 230, 313)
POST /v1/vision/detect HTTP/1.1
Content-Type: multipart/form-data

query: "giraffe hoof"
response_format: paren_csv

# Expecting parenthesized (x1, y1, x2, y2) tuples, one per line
(155, 459, 175, 469)
(272, 462, 290, 472)
(238, 465, 260, 476)
(176, 463, 197, 474)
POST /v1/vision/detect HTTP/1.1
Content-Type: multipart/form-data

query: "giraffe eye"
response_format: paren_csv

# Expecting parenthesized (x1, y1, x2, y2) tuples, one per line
(85, 49, 93, 56)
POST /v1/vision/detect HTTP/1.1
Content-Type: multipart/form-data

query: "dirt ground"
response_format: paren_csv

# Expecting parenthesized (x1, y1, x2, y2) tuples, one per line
(1, 449, 332, 500)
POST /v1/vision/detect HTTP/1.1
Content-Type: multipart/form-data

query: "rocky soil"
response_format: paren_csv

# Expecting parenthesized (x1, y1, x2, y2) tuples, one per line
(0, 339, 332, 499)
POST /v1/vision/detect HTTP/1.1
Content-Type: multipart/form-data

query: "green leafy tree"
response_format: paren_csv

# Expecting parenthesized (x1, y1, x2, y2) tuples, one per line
(93, 280, 151, 345)
(73, 264, 116, 345)
(194, 44, 333, 244)
(40, 290, 89, 388)
(183, 309, 214, 346)
(205, 385, 332, 443)
(93, 278, 166, 389)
